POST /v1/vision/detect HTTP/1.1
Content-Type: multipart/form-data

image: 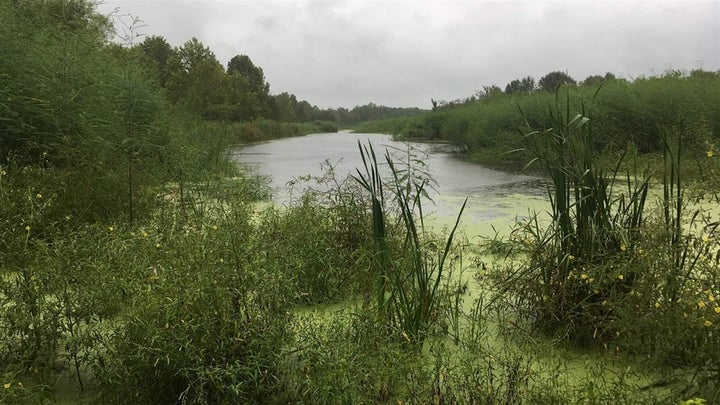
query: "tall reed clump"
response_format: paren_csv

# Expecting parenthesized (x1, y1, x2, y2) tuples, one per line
(353, 141, 466, 345)
(497, 86, 651, 343)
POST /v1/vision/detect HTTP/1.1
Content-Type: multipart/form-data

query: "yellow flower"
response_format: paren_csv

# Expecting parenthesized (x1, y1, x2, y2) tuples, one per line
(704, 320, 713, 327)
(581, 274, 588, 280)
(108, 226, 114, 232)
(698, 301, 706, 309)
(707, 150, 714, 158)
(1, 170, 6, 176)
(702, 234, 712, 243)
(142, 231, 148, 238)
(618, 274, 624, 281)
(655, 302, 661, 308)
(25, 225, 30, 232)
(714, 306, 720, 314)
(620, 244, 627, 252)
(36, 193, 42, 199)
(155, 243, 161, 248)
(211, 225, 218, 230)
(709, 294, 716, 302)
(3, 382, 9, 389)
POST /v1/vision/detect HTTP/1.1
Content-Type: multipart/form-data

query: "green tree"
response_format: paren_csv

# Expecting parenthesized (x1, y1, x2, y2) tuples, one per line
(271, 92, 299, 122)
(226, 54, 271, 120)
(581, 72, 616, 87)
(505, 76, 535, 94)
(166, 38, 230, 119)
(138, 35, 175, 86)
(476, 85, 503, 100)
(295, 100, 315, 122)
(539, 71, 577, 92)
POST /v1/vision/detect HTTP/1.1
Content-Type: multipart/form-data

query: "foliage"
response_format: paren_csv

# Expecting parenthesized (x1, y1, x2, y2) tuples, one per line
(362, 70, 720, 175)
(539, 70, 577, 92)
(505, 76, 536, 94)
(488, 86, 720, 400)
(354, 141, 466, 345)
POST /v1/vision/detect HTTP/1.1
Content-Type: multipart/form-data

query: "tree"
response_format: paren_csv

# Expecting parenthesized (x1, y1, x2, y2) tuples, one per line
(581, 72, 616, 87)
(226, 54, 271, 120)
(538, 71, 576, 92)
(475, 85, 503, 100)
(138, 35, 174, 86)
(166, 38, 230, 119)
(294, 100, 314, 122)
(505, 76, 535, 94)
(271, 92, 298, 122)
(227, 55, 269, 97)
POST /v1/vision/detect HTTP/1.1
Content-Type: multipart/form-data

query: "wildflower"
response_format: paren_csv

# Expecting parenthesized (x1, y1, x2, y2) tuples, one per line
(707, 150, 714, 158)
(698, 301, 707, 309)
(142, 231, 148, 238)
(36, 193, 42, 199)
(211, 225, 218, 230)
(3, 383, 9, 389)
(25, 225, 30, 232)
(714, 306, 720, 314)
(108, 226, 114, 232)
(709, 294, 716, 302)
(581, 274, 588, 280)
(65, 216, 71, 221)
(155, 243, 161, 248)
(702, 234, 712, 243)
(589, 278, 595, 283)
(620, 244, 627, 252)
(704, 320, 713, 327)
(618, 274, 624, 281)
(219, 258, 224, 263)
(1, 170, 6, 175)
(655, 302, 661, 308)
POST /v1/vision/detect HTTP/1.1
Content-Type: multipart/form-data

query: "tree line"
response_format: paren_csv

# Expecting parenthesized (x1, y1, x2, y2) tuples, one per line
(433, 70, 618, 109)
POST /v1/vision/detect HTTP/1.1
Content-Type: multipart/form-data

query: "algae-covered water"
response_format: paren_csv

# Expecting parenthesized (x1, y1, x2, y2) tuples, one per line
(234, 130, 680, 401)
(233, 130, 548, 238)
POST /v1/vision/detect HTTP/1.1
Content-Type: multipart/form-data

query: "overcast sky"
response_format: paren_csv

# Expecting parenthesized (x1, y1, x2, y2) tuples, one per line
(96, 0, 720, 109)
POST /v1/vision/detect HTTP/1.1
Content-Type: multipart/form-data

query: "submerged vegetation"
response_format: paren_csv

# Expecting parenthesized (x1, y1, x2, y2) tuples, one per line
(1, 0, 720, 404)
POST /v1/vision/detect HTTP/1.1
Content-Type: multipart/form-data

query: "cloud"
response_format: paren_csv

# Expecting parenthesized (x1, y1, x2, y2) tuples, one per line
(98, 0, 720, 109)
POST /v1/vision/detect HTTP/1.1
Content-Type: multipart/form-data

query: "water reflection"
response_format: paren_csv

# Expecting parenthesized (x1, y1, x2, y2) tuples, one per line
(233, 131, 548, 233)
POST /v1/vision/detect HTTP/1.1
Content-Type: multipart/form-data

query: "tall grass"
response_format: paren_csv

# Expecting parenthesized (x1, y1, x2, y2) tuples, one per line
(497, 86, 651, 341)
(354, 141, 466, 344)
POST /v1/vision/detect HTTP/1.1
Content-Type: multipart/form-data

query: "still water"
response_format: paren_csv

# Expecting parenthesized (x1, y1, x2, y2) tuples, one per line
(233, 131, 548, 236)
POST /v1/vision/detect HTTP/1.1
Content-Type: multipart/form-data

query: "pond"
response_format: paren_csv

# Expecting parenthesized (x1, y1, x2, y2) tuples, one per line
(233, 130, 548, 237)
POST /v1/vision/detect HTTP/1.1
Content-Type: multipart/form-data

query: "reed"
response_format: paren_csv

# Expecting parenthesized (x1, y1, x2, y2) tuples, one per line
(354, 141, 466, 345)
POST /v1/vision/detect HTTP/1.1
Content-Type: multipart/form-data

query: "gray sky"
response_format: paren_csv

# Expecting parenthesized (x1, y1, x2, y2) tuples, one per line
(96, 0, 720, 109)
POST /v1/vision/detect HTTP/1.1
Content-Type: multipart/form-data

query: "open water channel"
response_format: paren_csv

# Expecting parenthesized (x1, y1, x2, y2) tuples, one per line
(232, 130, 678, 397)
(233, 130, 548, 238)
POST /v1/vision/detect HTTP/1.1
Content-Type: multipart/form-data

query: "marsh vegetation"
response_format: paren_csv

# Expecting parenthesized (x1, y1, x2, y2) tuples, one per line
(2, 1, 720, 404)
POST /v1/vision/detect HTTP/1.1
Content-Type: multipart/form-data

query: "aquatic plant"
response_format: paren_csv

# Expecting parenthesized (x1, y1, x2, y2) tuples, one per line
(354, 141, 466, 345)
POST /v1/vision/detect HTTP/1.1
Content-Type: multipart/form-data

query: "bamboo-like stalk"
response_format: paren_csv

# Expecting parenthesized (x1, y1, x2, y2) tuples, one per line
(354, 141, 466, 345)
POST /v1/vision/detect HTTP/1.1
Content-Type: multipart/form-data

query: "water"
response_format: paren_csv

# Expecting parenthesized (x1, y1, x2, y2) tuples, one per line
(232, 130, 548, 236)
(232, 131, 670, 394)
